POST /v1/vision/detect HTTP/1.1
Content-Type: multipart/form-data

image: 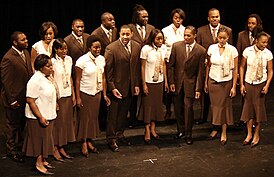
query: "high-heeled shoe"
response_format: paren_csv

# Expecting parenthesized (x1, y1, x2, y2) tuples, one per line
(221, 139, 227, 146)
(89, 147, 99, 154)
(81, 145, 89, 157)
(60, 153, 73, 159)
(144, 138, 151, 145)
(36, 165, 54, 175)
(207, 130, 219, 140)
(242, 138, 252, 146)
(53, 156, 65, 162)
(43, 163, 55, 169)
(251, 139, 259, 148)
(151, 133, 160, 140)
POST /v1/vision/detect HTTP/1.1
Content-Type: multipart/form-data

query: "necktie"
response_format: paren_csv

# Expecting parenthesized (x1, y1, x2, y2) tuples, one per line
(139, 27, 144, 39)
(77, 38, 83, 48)
(186, 45, 191, 58)
(108, 31, 112, 42)
(20, 53, 26, 62)
(250, 35, 254, 45)
(125, 44, 131, 56)
(212, 28, 217, 42)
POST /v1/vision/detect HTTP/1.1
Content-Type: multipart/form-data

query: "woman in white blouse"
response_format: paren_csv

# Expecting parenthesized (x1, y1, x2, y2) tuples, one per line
(239, 32, 273, 148)
(51, 38, 76, 161)
(204, 27, 238, 145)
(23, 54, 57, 175)
(31, 21, 58, 72)
(75, 35, 110, 157)
(138, 29, 169, 144)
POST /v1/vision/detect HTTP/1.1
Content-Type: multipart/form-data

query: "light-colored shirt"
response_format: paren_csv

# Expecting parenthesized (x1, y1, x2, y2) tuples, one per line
(162, 24, 185, 60)
(32, 40, 54, 57)
(208, 43, 238, 82)
(75, 53, 105, 95)
(243, 45, 273, 84)
(51, 55, 73, 97)
(25, 71, 57, 120)
(140, 44, 167, 83)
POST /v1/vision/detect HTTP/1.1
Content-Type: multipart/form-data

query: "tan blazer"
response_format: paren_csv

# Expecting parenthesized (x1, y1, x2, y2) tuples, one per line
(1, 48, 33, 107)
(168, 41, 206, 97)
(128, 23, 155, 46)
(196, 24, 233, 50)
(91, 26, 118, 55)
(104, 39, 141, 98)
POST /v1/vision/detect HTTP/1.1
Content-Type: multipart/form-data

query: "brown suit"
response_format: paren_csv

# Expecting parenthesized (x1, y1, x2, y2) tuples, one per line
(237, 30, 271, 59)
(197, 24, 233, 50)
(128, 23, 155, 46)
(196, 24, 233, 122)
(1, 48, 33, 155)
(168, 41, 206, 137)
(64, 33, 90, 79)
(104, 39, 141, 140)
(91, 26, 118, 55)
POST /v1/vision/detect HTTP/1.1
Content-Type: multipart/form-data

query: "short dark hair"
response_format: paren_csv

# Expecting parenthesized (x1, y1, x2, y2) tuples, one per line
(39, 21, 58, 40)
(51, 38, 67, 58)
(170, 8, 186, 22)
(185, 25, 197, 35)
(34, 54, 51, 71)
(120, 24, 132, 32)
(10, 31, 24, 44)
(86, 35, 101, 49)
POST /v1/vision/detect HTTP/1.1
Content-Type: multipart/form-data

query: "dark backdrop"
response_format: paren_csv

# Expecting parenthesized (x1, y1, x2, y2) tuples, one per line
(0, 0, 273, 58)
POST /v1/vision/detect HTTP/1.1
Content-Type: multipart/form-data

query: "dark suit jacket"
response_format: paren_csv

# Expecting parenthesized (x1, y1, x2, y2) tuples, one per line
(128, 23, 155, 46)
(1, 48, 33, 107)
(64, 33, 90, 65)
(237, 30, 271, 58)
(104, 39, 141, 98)
(168, 41, 206, 97)
(197, 24, 233, 50)
(91, 26, 118, 55)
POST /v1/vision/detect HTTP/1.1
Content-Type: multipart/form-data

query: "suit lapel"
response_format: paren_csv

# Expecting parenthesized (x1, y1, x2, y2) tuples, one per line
(118, 41, 130, 58)
(72, 35, 84, 51)
(99, 27, 110, 44)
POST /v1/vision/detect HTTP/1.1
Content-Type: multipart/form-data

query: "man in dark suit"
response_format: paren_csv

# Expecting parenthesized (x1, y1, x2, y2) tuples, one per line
(168, 26, 206, 145)
(104, 25, 141, 152)
(91, 12, 118, 56)
(195, 8, 233, 126)
(128, 4, 155, 128)
(91, 12, 118, 131)
(1, 31, 33, 162)
(64, 18, 90, 81)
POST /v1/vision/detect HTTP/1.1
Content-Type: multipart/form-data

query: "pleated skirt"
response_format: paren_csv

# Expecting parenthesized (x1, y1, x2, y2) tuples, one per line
(23, 119, 54, 158)
(76, 91, 101, 141)
(240, 82, 267, 122)
(138, 82, 164, 124)
(53, 96, 76, 146)
(208, 78, 234, 125)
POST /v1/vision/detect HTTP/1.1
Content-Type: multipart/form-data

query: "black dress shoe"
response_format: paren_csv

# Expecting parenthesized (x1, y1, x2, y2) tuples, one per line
(185, 137, 193, 145)
(108, 142, 119, 152)
(36, 165, 54, 175)
(174, 132, 185, 139)
(118, 137, 131, 146)
(164, 111, 172, 119)
(7, 153, 24, 163)
(195, 119, 207, 125)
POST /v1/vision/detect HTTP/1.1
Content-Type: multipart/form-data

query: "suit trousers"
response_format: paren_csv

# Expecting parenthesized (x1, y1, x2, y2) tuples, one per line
(106, 95, 131, 141)
(173, 90, 195, 138)
(5, 106, 26, 155)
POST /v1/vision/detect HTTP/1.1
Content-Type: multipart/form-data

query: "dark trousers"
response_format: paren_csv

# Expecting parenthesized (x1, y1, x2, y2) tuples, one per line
(129, 95, 138, 125)
(163, 91, 173, 114)
(199, 90, 210, 121)
(98, 92, 108, 131)
(106, 95, 131, 141)
(5, 106, 26, 155)
(173, 90, 195, 138)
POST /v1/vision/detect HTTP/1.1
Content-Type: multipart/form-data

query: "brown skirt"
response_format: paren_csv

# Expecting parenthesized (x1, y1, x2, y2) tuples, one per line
(53, 96, 76, 146)
(76, 91, 101, 141)
(138, 82, 164, 124)
(240, 82, 267, 122)
(208, 78, 234, 125)
(23, 119, 54, 158)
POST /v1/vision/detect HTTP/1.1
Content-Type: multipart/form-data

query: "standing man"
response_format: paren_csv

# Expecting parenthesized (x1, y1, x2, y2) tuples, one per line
(1, 31, 33, 162)
(64, 18, 90, 81)
(196, 8, 233, 126)
(128, 4, 155, 128)
(91, 12, 118, 131)
(168, 26, 206, 144)
(104, 25, 141, 152)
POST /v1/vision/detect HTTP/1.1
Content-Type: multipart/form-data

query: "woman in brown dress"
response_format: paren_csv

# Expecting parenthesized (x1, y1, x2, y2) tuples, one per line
(138, 29, 169, 144)
(75, 35, 110, 157)
(204, 28, 238, 145)
(239, 32, 273, 147)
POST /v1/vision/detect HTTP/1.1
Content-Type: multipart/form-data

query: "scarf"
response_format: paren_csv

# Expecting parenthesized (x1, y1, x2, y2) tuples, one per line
(153, 47, 164, 82)
(251, 45, 263, 81)
(221, 44, 234, 77)
(88, 52, 103, 91)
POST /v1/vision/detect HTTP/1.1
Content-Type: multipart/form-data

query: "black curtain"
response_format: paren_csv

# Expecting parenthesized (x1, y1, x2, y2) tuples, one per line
(0, 0, 272, 58)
